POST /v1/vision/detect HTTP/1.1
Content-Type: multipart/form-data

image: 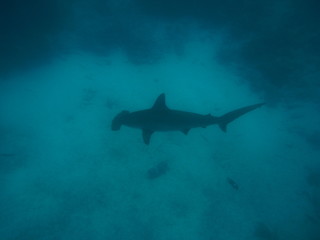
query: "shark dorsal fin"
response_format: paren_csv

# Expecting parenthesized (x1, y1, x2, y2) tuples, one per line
(151, 93, 168, 111)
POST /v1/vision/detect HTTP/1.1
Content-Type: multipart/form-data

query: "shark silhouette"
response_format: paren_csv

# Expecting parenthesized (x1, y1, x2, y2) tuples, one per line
(112, 94, 264, 145)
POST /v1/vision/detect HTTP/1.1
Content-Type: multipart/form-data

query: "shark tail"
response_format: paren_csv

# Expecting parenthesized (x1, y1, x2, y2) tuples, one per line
(218, 103, 265, 132)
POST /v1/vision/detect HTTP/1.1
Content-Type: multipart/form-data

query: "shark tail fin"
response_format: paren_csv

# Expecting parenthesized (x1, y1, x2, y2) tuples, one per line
(218, 103, 265, 132)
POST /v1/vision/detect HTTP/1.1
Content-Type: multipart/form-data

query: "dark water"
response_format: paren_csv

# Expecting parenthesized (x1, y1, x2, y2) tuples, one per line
(1, 1, 320, 239)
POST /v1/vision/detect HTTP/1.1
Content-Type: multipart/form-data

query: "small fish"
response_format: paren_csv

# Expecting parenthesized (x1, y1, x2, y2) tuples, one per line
(147, 161, 169, 180)
(227, 177, 239, 190)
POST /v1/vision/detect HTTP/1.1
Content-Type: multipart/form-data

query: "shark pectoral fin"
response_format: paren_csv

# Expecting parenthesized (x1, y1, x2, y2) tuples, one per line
(181, 129, 190, 135)
(219, 123, 227, 132)
(142, 130, 154, 145)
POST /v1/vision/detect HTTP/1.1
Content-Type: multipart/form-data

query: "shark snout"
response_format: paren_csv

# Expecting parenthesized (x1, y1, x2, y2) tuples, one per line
(111, 110, 130, 131)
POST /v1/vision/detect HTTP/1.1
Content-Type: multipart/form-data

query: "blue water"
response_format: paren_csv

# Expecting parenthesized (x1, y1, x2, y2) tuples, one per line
(1, 1, 320, 239)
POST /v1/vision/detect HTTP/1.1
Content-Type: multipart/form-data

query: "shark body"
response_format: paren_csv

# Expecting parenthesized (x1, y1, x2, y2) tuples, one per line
(112, 94, 264, 145)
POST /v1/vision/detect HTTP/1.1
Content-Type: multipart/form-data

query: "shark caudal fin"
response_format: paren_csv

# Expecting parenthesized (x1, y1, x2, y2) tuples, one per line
(218, 103, 265, 132)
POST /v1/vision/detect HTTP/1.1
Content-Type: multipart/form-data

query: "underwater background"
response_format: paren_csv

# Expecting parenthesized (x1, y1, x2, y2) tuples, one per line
(1, 0, 320, 239)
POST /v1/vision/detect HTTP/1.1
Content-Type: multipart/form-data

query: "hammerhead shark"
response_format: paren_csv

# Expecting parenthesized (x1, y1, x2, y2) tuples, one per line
(112, 94, 264, 145)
